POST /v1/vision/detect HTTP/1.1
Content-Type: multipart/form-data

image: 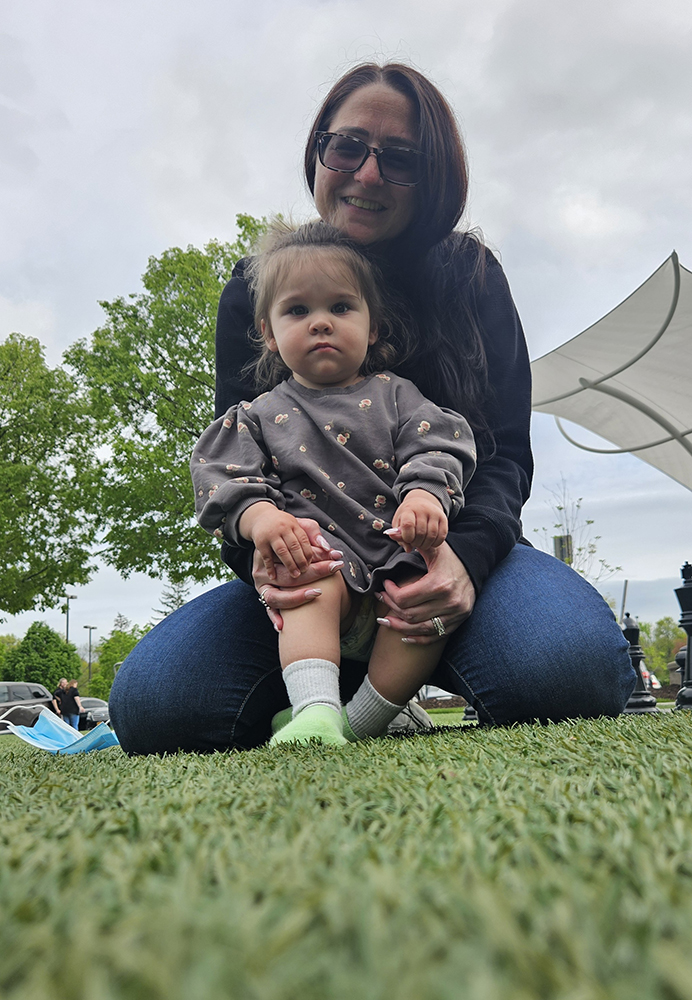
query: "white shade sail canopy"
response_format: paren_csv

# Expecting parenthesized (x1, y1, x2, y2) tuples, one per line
(531, 253, 692, 491)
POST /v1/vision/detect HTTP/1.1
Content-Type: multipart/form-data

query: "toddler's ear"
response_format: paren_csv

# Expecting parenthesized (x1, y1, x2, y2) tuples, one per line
(261, 319, 279, 353)
(368, 324, 379, 346)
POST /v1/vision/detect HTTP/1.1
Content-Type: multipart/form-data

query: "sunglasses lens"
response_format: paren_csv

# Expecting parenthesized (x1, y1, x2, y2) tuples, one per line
(320, 134, 367, 171)
(379, 148, 424, 185)
(317, 133, 425, 185)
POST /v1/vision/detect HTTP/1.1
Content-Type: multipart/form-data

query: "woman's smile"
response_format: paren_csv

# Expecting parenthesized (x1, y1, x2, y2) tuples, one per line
(342, 196, 386, 212)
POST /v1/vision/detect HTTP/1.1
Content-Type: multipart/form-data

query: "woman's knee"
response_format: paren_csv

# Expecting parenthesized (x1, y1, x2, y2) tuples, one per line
(109, 579, 281, 753)
(437, 544, 636, 723)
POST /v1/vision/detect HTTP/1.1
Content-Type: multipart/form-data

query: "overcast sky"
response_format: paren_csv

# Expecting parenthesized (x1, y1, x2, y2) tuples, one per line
(3, 0, 692, 643)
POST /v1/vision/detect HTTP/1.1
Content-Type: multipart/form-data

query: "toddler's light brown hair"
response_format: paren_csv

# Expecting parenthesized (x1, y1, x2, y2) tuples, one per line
(245, 219, 411, 390)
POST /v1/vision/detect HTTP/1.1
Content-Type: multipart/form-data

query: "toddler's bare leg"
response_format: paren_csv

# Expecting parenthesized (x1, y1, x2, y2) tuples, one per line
(342, 572, 445, 741)
(278, 571, 351, 669)
(269, 573, 353, 748)
(368, 625, 448, 705)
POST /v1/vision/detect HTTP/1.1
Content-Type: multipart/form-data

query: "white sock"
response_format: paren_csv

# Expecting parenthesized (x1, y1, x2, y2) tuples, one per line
(345, 675, 406, 738)
(282, 658, 341, 718)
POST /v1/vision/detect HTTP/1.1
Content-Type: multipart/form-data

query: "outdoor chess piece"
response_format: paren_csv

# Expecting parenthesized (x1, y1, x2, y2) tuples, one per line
(670, 648, 685, 688)
(622, 613, 659, 715)
(674, 562, 692, 711)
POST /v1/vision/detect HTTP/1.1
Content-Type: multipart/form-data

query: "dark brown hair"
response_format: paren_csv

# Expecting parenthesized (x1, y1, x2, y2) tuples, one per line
(304, 63, 493, 451)
(304, 62, 468, 251)
(245, 220, 412, 390)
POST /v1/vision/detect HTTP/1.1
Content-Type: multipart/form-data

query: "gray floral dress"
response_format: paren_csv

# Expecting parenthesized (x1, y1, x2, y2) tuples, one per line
(191, 372, 476, 594)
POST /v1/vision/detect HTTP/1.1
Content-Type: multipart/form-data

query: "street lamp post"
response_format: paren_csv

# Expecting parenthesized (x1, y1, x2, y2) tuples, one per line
(84, 625, 97, 685)
(64, 594, 78, 644)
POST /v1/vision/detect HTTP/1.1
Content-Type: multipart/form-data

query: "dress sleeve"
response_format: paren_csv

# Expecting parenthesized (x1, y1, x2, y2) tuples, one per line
(191, 405, 285, 547)
(445, 250, 534, 591)
(393, 397, 476, 520)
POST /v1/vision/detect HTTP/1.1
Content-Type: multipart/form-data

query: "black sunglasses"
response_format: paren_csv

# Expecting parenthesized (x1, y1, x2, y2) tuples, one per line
(315, 131, 427, 187)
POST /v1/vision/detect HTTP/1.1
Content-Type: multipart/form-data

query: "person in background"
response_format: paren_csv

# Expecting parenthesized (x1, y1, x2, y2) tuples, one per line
(60, 680, 83, 730)
(51, 677, 68, 717)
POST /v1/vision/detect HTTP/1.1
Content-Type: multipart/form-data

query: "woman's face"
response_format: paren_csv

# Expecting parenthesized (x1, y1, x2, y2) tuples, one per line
(313, 82, 419, 246)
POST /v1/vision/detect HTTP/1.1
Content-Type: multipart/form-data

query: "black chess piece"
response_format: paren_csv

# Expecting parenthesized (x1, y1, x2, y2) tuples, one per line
(622, 613, 658, 714)
(674, 563, 692, 711)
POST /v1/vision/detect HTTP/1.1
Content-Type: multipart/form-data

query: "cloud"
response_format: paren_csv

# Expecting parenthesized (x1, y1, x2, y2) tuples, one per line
(0, 295, 55, 345)
(0, 0, 690, 597)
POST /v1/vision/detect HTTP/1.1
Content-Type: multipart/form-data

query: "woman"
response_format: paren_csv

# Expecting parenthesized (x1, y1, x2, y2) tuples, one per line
(110, 63, 634, 754)
(60, 680, 83, 731)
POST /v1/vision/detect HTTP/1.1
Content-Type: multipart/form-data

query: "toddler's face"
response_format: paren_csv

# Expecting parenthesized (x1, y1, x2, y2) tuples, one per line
(262, 259, 377, 390)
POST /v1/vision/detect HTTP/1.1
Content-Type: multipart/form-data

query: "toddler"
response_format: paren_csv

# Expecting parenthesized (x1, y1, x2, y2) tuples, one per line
(192, 221, 476, 746)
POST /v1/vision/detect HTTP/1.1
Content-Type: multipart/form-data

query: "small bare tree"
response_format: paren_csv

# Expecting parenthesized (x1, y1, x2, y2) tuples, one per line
(152, 580, 190, 622)
(532, 477, 622, 583)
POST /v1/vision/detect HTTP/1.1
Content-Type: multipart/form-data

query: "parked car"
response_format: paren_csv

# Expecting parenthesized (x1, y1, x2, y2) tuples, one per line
(78, 698, 110, 730)
(0, 682, 56, 733)
(417, 684, 455, 702)
(641, 666, 662, 691)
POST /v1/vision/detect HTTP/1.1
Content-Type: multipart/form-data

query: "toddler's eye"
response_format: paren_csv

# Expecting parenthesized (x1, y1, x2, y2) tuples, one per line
(332, 302, 350, 314)
(288, 305, 308, 315)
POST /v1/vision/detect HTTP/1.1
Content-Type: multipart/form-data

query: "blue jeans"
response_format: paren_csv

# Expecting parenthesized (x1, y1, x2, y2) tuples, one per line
(109, 545, 635, 755)
(63, 714, 80, 730)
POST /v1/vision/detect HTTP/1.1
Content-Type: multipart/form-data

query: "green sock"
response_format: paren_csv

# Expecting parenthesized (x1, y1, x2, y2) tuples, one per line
(272, 705, 371, 743)
(271, 706, 293, 734)
(268, 704, 347, 747)
(341, 708, 360, 742)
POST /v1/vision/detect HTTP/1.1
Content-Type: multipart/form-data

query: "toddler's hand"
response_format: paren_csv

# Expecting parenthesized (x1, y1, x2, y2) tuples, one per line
(386, 490, 448, 553)
(240, 503, 314, 580)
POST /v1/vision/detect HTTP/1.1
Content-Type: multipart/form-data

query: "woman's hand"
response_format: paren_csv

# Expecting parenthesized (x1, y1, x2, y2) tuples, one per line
(375, 542, 476, 645)
(252, 518, 345, 631)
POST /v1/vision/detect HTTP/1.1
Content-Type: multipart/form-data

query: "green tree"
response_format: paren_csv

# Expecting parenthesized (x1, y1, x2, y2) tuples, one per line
(89, 623, 148, 700)
(65, 214, 267, 586)
(639, 617, 686, 685)
(0, 634, 19, 679)
(152, 579, 190, 621)
(2, 621, 82, 691)
(0, 334, 100, 616)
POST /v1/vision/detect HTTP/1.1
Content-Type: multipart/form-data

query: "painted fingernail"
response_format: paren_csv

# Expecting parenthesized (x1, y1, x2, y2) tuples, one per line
(376, 617, 390, 627)
(330, 549, 344, 558)
(401, 637, 415, 644)
(383, 528, 399, 536)
(305, 588, 322, 597)
(329, 560, 344, 572)
(316, 534, 331, 550)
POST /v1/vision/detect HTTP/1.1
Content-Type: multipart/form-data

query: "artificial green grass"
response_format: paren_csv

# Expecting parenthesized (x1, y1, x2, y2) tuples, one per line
(425, 710, 468, 726)
(2, 714, 692, 1000)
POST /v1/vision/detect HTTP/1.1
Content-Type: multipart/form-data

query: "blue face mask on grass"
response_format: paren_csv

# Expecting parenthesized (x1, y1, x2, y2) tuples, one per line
(8, 708, 120, 754)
